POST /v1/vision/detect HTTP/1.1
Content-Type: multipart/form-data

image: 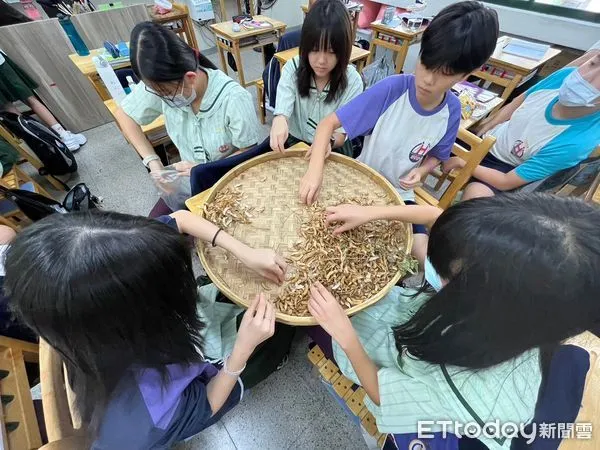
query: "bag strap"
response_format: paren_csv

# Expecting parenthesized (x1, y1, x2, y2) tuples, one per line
(441, 364, 506, 446)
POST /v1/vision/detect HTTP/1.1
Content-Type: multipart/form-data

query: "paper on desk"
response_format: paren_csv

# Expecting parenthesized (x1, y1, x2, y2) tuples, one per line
(503, 38, 549, 61)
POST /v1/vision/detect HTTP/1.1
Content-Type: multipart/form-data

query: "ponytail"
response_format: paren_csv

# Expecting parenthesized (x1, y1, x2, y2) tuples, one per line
(130, 21, 216, 83)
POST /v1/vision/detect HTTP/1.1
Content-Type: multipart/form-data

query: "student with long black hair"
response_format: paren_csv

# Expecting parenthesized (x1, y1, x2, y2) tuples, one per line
(309, 193, 600, 449)
(116, 22, 259, 175)
(4, 211, 282, 448)
(269, 0, 363, 156)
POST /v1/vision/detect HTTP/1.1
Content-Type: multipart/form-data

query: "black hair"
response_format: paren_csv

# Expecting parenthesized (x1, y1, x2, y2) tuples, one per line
(420, 1, 499, 75)
(394, 193, 600, 369)
(297, 0, 352, 103)
(4, 211, 204, 431)
(130, 21, 217, 93)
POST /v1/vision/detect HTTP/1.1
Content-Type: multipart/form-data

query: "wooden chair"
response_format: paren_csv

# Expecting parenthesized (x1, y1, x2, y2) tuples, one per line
(0, 336, 42, 450)
(0, 166, 55, 230)
(38, 340, 89, 449)
(0, 123, 67, 192)
(256, 80, 266, 125)
(471, 68, 521, 110)
(415, 128, 496, 210)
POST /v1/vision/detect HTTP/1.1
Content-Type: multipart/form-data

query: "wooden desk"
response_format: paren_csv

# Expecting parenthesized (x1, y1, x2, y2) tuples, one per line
(473, 36, 562, 102)
(210, 16, 287, 87)
(367, 21, 425, 74)
(103, 99, 170, 146)
(274, 45, 371, 73)
(69, 48, 131, 101)
(148, 3, 199, 50)
(301, 2, 363, 43)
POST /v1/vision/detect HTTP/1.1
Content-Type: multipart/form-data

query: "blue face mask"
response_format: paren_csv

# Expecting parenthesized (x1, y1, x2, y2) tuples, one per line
(424, 257, 444, 292)
(558, 70, 600, 108)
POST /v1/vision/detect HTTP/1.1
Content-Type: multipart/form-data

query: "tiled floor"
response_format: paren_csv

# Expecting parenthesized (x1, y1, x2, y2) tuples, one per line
(28, 39, 370, 450)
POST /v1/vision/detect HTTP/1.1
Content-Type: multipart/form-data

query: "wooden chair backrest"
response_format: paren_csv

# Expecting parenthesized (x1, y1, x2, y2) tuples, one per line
(415, 128, 496, 210)
(471, 69, 521, 101)
(0, 335, 41, 450)
(39, 340, 86, 444)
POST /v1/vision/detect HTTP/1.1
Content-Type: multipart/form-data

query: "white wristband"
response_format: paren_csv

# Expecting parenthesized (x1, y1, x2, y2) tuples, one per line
(222, 355, 246, 377)
(142, 154, 161, 168)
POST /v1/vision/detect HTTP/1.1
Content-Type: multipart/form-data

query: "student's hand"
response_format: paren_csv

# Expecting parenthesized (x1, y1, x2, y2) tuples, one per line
(270, 116, 289, 153)
(308, 282, 354, 347)
(442, 157, 466, 174)
(325, 205, 373, 234)
(299, 166, 324, 205)
(235, 293, 276, 355)
(173, 160, 197, 177)
(398, 167, 425, 190)
(238, 248, 287, 284)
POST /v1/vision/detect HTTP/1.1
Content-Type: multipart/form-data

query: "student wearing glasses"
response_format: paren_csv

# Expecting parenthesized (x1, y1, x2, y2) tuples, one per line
(115, 22, 259, 179)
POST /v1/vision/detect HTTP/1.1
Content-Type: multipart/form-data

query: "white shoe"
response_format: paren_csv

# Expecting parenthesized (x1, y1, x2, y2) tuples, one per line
(61, 131, 86, 152)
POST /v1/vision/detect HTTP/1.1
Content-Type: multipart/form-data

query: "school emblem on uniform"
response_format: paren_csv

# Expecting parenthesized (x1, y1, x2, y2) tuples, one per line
(409, 142, 431, 162)
(511, 140, 527, 159)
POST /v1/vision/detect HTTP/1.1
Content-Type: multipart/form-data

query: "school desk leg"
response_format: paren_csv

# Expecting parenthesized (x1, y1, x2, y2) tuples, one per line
(366, 33, 378, 65)
(232, 42, 246, 87)
(394, 40, 410, 74)
(217, 42, 228, 75)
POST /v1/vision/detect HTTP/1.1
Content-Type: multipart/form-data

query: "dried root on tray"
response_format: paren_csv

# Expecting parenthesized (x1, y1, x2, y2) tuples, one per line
(203, 187, 254, 229)
(277, 200, 417, 317)
(204, 188, 417, 318)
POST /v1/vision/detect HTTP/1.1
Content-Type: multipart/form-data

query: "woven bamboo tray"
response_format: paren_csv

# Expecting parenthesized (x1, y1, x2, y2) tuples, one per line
(188, 149, 413, 326)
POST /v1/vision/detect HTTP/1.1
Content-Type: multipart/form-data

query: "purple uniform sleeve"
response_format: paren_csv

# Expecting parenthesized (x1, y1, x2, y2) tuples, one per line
(336, 75, 411, 140)
(155, 215, 178, 230)
(427, 93, 461, 161)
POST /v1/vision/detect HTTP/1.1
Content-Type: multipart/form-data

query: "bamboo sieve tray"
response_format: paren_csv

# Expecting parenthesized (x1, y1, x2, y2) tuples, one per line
(187, 149, 413, 326)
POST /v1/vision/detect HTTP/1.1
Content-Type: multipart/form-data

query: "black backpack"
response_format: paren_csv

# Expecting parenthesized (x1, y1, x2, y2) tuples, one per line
(0, 112, 77, 183)
(0, 182, 99, 222)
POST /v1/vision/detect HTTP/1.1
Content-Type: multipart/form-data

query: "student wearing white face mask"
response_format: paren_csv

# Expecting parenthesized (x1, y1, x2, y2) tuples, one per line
(115, 22, 259, 177)
(442, 43, 600, 200)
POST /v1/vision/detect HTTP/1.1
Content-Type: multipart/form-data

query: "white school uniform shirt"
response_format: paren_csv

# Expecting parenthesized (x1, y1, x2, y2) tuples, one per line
(487, 67, 600, 182)
(337, 74, 461, 201)
(121, 68, 259, 164)
(274, 56, 364, 143)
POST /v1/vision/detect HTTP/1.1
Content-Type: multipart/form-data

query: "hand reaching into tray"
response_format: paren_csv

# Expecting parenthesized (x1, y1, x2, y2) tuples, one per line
(308, 282, 354, 347)
(169, 210, 287, 284)
(237, 248, 288, 284)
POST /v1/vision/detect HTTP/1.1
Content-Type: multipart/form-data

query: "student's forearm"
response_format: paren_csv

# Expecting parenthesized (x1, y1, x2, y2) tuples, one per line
(420, 156, 441, 173)
(363, 205, 442, 228)
(309, 113, 342, 166)
(206, 342, 251, 415)
(339, 332, 381, 406)
(170, 210, 250, 259)
(472, 166, 513, 190)
(115, 108, 159, 162)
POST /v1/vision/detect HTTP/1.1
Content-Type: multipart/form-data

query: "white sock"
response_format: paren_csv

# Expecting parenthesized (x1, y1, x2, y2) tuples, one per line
(51, 124, 67, 136)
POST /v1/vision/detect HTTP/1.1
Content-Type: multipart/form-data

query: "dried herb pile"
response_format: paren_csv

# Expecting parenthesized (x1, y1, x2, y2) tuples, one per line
(204, 190, 416, 317)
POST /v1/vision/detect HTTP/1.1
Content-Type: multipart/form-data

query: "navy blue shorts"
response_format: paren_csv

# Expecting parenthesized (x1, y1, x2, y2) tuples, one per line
(469, 153, 515, 194)
(404, 200, 427, 235)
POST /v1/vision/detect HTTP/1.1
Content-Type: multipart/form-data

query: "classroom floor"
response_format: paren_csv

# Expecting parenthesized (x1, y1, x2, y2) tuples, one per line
(31, 48, 370, 449)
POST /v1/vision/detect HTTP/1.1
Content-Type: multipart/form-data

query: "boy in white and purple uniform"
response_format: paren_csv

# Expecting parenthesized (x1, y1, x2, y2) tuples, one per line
(298, 1, 500, 264)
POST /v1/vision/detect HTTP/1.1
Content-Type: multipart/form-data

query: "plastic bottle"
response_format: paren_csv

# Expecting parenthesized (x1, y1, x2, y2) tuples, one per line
(58, 14, 90, 56)
(93, 55, 127, 103)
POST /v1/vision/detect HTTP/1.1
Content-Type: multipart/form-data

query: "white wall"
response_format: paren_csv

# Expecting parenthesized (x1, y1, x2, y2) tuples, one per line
(262, 0, 305, 28)
(386, 0, 600, 51)
(382, 0, 600, 74)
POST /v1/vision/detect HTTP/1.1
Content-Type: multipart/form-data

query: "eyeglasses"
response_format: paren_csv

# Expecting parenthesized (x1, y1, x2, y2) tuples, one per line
(144, 79, 183, 104)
